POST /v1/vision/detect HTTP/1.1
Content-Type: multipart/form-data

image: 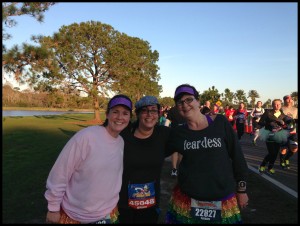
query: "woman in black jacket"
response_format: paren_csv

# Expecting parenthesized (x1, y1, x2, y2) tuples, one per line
(258, 99, 292, 175)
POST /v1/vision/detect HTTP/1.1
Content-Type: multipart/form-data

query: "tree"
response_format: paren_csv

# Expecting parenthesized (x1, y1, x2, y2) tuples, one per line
(234, 89, 247, 105)
(247, 90, 260, 108)
(223, 88, 235, 105)
(263, 99, 271, 109)
(200, 86, 220, 105)
(159, 97, 174, 108)
(3, 21, 161, 122)
(107, 34, 161, 103)
(291, 91, 298, 107)
(2, 2, 56, 50)
(3, 44, 50, 82)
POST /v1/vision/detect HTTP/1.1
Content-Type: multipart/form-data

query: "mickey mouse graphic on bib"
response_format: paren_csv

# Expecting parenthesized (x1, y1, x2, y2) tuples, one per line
(128, 182, 156, 209)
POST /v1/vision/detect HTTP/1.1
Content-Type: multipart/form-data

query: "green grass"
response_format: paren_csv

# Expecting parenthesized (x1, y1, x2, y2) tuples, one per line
(3, 113, 105, 223)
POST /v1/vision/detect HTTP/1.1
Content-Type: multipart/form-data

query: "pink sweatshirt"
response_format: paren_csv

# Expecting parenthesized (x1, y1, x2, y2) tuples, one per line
(45, 126, 124, 223)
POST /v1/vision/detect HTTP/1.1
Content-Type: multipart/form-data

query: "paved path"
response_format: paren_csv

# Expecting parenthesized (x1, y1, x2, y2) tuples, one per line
(239, 133, 298, 198)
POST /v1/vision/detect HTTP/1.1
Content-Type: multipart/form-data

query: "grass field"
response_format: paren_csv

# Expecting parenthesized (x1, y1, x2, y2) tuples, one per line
(3, 113, 104, 223)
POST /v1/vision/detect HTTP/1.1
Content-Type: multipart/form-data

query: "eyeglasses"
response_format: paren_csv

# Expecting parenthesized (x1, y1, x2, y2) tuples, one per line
(140, 109, 159, 115)
(176, 97, 195, 106)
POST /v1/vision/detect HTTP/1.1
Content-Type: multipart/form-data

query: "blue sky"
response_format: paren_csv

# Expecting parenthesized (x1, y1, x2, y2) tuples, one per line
(3, 2, 298, 103)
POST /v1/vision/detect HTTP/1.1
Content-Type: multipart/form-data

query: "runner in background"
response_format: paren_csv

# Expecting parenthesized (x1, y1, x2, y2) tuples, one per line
(234, 102, 248, 140)
(258, 99, 292, 175)
(225, 105, 236, 127)
(167, 106, 186, 177)
(250, 101, 265, 146)
(279, 95, 298, 169)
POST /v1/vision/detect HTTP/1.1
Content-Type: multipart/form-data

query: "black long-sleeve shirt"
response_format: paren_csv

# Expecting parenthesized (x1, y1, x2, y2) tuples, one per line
(119, 125, 171, 209)
(168, 114, 248, 201)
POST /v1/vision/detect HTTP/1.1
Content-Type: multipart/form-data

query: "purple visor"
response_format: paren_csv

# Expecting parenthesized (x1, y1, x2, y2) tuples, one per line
(174, 86, 195, 99)
(109, 97, 132, 110)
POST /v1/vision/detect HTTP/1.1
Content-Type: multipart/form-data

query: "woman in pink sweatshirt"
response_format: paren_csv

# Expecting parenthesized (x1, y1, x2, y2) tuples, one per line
(45, 94, 132, 224)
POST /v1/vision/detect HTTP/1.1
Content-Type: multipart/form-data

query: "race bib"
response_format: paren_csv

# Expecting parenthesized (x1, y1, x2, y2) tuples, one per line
(190, 198, 222, 223)
(128, 182, 156, 209)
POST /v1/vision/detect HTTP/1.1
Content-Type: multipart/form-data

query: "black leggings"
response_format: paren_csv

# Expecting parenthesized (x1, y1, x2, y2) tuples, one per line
(261, 141, 281, 169)
(236, 122, 244, 140)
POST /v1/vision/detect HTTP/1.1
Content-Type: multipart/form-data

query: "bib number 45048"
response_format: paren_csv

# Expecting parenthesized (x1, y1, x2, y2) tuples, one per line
(128, 197, 155, 209)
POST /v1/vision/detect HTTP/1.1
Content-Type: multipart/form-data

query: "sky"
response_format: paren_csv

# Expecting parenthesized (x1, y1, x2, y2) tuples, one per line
(3, 2, 298, 103)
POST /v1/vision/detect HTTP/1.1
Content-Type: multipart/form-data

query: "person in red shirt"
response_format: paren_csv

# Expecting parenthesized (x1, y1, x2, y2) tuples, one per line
(225, 106, 235, 127)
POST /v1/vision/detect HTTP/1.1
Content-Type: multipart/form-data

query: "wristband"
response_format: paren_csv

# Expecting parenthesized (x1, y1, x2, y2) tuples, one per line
(237, 180, 246, 193)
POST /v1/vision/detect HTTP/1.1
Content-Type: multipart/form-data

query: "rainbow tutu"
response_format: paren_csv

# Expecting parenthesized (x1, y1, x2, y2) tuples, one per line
(165, 185, 242, 224)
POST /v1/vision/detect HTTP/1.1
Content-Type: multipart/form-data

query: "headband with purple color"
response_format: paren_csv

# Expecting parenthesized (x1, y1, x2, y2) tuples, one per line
(109, 97, 132, 110)
(174, 86, 195, 99)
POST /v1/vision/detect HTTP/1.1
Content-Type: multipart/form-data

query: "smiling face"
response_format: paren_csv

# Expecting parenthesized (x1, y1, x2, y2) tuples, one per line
(176, 94, 200, 119)
(137, 105, 159, 130)
(105, 105, 131, 138)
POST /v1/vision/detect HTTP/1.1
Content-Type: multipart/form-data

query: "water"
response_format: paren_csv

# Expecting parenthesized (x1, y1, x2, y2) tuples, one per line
(2, 110, 93, 117)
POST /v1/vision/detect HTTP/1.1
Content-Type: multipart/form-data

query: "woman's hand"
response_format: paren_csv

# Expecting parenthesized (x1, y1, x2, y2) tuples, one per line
(46, 211, 61, 224)
(236, 193, 249, 209)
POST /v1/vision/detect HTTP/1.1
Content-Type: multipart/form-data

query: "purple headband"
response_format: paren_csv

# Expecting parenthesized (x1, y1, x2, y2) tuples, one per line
(174, 86, 195, 99)
(109, 97, 132, 110)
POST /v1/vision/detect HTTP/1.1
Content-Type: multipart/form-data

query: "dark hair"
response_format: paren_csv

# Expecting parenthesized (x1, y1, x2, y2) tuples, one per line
(283, 95, 291, 101)
(174, 84, 199, 102)
(200, 106, 211, 115)
(102, 94, 132, 127)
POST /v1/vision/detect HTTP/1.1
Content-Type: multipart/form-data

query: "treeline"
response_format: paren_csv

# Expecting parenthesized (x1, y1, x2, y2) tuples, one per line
(2, 85, 108, 109)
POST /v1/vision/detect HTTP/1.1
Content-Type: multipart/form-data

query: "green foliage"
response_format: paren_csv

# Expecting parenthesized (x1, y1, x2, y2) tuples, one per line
(108, 34, 161, 102)
(200, 86, 220, 105)
(247, 90, 260, 108)
(3, 43, 53, 83)
(159, 96, 174, 107)
(2, 2, 56, 50)
(223, 88, 235, 104)
(235, 89, 247, 105)
(262, 99, 272, 109)
(290, 91, 298, 107)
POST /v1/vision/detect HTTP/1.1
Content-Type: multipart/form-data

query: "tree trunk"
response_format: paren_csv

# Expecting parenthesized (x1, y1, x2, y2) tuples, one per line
(94, 108, 102, 122)
(93, 97, 102, 123)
